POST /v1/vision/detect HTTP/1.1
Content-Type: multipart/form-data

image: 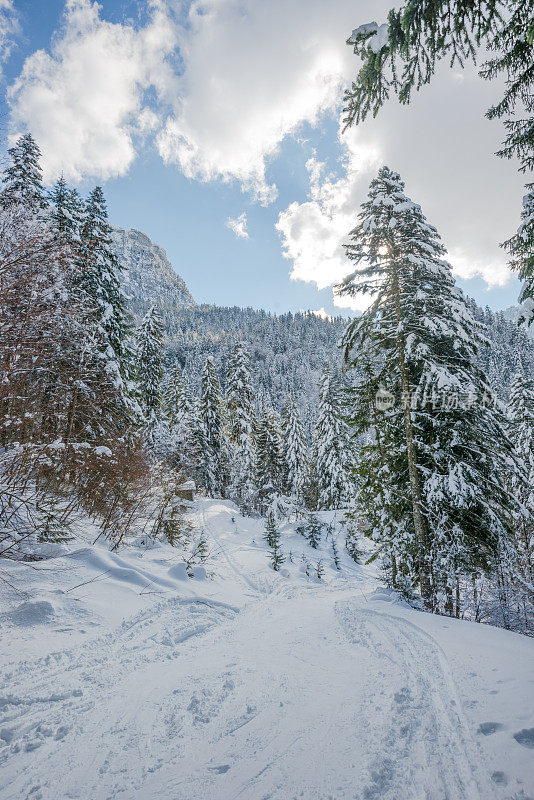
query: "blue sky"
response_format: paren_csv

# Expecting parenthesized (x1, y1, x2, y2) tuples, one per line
(0, 0, 526, 315)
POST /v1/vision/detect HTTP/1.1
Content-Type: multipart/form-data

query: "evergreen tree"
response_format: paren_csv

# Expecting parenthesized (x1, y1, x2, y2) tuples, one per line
(343, 0, 533, 325)
(264, 512, 285, 571)
(136, 304, 165, 424)
(508, 370, 534, 576)
(226, 343, 256, 508)
(163, 362, 193, 425)
(337, 166, 520, 611)
(255, 405, 285, 504)
(505, 186, 534, 327)
(281, 392, 308, 503)
(162, 363, 197, 469)
(81, 187, 131, 361)
(48, 175, 84, 243)
(297, 513, 323, 549)
(0, 133, 46, 210)
(199, 356, 224, 496)
(331, 537, 341, 570)
(314, 368, 351, 510)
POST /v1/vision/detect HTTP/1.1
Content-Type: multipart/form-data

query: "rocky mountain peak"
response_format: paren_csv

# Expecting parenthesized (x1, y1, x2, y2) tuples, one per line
(112, 226, 195, 318)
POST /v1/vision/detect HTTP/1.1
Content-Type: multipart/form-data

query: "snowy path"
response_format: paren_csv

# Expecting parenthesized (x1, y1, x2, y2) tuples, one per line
(1, 500, 532, 800)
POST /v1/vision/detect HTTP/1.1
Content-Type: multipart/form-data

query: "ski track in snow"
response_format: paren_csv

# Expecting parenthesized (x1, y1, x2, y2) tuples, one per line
(336, 602, 492, 800)
(0, 500, 530, 800)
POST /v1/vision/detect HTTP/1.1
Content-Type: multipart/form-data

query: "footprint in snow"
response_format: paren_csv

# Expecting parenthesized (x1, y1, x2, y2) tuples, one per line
(478, 722, 504, 736)
(491, 771, 508, 786)
(513, 728, 534, 749)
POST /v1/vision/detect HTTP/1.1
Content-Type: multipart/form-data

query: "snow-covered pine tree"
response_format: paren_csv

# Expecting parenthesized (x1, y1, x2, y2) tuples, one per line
(297, 513, 323, 549)
(255, 405, 284, 508)
(506, 186, 534, 327)
(314, 367, 351, 511)
(226, 343, 257, 510)
(48, 175, 84, 244)
(136, 304, 165, 424)
(199, 356, 224, 496)
(79, 186, 136, 419)
(281, 392, 308, 504)
(264, 512, 285, 571)
(163, 363, 193, 427)
(159, 363, 196, 466)
(337, 166, 520, 612)
(0, 133, 46, 211)
(508, 370, 534, 577)
(189, 396, 210, 485)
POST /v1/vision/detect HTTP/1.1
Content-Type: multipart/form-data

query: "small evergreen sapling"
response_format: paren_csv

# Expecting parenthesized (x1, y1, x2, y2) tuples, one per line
(264, 512, 285, 571)
(331, 537, 341, 570)
(264, 512, 277, 548)
(297, 513, 323, 549)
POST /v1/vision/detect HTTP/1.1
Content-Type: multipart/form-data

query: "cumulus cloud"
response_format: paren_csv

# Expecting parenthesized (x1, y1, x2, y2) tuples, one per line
(7, 0, 523, 297)
(276, 127, 381, 311)
(8, 0, 381, 194)
(155, 0, 379, 204)
(276, 54, 522, 301)
(226, 212, 249, 239)
(0, 0, 18, 76)
(448, 249, 511, 287)
(8, 0, 177, 182)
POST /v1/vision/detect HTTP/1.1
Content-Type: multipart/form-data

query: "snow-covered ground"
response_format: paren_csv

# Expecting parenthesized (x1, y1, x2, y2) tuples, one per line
(1, 499, 533, 800)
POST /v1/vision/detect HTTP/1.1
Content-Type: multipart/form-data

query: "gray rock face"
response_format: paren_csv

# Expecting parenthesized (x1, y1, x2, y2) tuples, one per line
(112, 227, 195, 318)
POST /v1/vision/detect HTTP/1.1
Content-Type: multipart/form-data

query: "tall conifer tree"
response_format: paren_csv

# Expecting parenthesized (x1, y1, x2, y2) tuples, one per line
(281, 392, 308, 503)
(314, 368, 351, 511)
(136, 304, 165, 424)
(48, 176, 84, 243)
(338, 166, 519, 610)
(79, 186, 136, 416)
(256, 405, 285, 503)
(199, 356, 224, 496)
(226, 343, 256, 509)
(0, 133, 46, 210)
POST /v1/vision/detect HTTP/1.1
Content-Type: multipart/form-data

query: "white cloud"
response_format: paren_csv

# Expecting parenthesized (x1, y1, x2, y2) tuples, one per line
(448, 248, 512, 287)
(226, 212, 249, 239)
(8, 0, 382, 195)
(0, 0, 18, 77)
(276, 125, 381, 310)
(306, 307, 333, 321)
(8, 0, 177, 182)
(276, 51, 522, 302)
(156, 0, 376, 204)
(7, 0, 523, 300)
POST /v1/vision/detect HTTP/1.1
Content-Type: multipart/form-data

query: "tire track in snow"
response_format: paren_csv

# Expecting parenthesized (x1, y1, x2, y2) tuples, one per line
(336, 601, 495, 800)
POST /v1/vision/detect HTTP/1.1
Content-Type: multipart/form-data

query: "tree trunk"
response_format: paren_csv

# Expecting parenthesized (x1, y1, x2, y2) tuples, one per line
(389, 255, 433, 608)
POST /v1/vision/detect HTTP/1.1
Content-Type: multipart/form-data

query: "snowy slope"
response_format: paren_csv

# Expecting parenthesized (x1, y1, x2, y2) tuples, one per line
(1, 499, 533, 800)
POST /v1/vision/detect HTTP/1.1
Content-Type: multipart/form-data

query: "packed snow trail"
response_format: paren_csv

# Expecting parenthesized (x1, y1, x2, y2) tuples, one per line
(1, 499, 532, 800)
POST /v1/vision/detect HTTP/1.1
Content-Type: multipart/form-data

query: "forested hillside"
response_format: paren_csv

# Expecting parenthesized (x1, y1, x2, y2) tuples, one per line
(113, 228, 533, 410)
(1, 133, 532, 636)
